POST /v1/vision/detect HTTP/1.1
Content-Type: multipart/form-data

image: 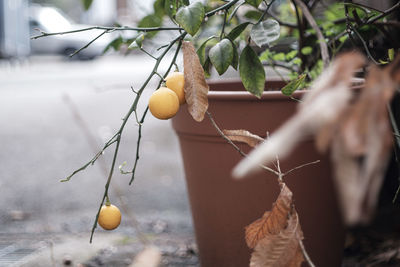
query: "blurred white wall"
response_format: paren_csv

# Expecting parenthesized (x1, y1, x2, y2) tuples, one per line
(82, 0, 117, 25)
(0, 0, 30, 58)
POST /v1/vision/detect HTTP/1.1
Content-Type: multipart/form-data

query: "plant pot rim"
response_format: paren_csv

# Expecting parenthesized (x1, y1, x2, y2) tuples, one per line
(205, 77, 365, 101)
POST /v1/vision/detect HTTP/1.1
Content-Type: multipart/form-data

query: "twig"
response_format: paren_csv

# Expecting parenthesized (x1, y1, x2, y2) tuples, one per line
(330, 1, 400, 47)
(70, 29, 110, 58)
(349, 24, 379, 65)
(90, 32, 186, 242)
(387, 104, 400, 203)
(220, 11, 228, 39)
(60, 135, 118, 182)
(299, 239, 316, 267)
(128, 33, 186, 185)
(206, 111, 280, 176)
(366, 1, 400, 25)
(264, 11, 297, 28)
(31, 26, 183, 39)
(205, 0, 240, 17)
(62, 94, 150, 246)
(140, 48, 158, 60)
(293, 0, 330, 69)
(291, 0, 306, 73)
(283, 160, 321, 177)
(256, 0, 276, 25)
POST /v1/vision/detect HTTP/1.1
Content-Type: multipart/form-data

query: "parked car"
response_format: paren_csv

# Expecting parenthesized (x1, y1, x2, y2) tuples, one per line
(29, 5, 111, 60)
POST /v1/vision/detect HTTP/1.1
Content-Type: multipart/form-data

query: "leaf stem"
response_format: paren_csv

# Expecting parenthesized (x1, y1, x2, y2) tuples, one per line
(128, 33, 186, 185)
(206, 0, 240, 17)
(206, 111, 280, 176)
(31, 26, 183, 39)
(293, 0, 330, 69)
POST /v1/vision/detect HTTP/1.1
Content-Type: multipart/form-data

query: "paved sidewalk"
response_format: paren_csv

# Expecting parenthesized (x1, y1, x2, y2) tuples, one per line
(0, 54, 195, 266)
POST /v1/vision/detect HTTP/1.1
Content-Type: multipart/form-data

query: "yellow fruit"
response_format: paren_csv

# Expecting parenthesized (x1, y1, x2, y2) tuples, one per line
(98, 204, 121, 230)
(165, 72, 185, 105)
(149, 87, 180, 120)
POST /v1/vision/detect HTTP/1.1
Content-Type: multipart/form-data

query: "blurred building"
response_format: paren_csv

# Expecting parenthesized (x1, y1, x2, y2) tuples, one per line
(0, 0, 30, 58)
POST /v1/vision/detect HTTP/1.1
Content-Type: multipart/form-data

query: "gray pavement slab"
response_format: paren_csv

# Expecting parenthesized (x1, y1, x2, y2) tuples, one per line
(0, 54, 195, 266)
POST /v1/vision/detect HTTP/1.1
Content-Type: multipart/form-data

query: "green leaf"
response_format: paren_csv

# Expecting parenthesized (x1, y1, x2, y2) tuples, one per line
(226, 22, 251, 41)
(231, 42, 239, 70)
(285, 50, 298, 60)
(281, 74, 306, 96)
(301, 46, 312, 55)
(128, 33, 145, 50)
(250, 19, 280, 47)
(164, 0, 189, 18)
(154, 0, 166, 17)
(197, 36, 216, 66)
(103, 36, 123, 53)
(175, 1, 205, 36)
(244, 10, 263, 21)
(259, 49, 272, 61)
(339, 35, 348, 43)
(245, 0, 262, 8)
(388, 48, 395, 62)
(138, 14, 162, 38)
(82, 0, 93, 10)
(379, 59, 388, 65)
(209, 39, 234, 75)
(239, 45, 265, 97)
(272, 52, 285, 61)
(292, 57, 302, 66)
(228, 1, 246, 22)
(203, 57, 212, 78)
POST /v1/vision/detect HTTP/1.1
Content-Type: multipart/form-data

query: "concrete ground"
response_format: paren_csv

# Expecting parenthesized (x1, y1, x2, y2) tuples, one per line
(0, 53, 197, 266)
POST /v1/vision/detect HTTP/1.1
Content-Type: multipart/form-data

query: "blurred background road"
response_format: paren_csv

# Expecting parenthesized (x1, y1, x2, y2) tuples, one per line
(0, 54, 196, 266)
(0, 0, 203, 265)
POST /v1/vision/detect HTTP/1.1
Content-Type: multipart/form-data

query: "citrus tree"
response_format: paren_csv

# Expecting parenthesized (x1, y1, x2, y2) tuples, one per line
(32, 1, 400, 263)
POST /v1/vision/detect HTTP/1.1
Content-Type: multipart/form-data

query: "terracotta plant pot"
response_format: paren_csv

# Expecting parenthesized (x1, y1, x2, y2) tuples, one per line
(171, 79, 344, 267)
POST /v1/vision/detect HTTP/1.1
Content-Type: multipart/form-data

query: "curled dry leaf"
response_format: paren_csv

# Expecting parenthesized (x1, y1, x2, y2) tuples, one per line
(245, 185, 293, 249)
(250, 212, 304, 267)
(232, 52, 366, 178)
(246, 184, 305, 267)
(329, 62, 397, 225)
(223, 129, 264, 148)
(129, 246, 161, 267)
(182, 41, 209, 122)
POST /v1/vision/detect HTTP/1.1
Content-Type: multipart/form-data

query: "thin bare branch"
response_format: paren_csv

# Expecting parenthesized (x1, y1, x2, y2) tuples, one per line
(206, 111, 280, 176)
(293, 0, 330, 69)
(283, 160, 321, 177)
(31, 25, 183, 39)
(299, 239, 316, 267)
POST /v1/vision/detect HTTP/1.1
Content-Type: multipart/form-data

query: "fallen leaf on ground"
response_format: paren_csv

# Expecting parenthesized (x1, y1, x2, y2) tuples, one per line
(182, 41, 209, 122)
(130, 246, 161, 267)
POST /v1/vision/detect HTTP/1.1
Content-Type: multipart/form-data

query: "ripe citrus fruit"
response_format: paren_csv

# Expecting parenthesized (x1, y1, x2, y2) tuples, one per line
(98, 204, 121, 230)
(149, 87, 180, 120)
(165, 72, 185, 105)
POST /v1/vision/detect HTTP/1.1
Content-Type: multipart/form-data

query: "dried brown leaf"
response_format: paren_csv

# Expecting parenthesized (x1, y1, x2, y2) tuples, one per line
(182, 41, 209, 122)
(223, 129, 264, 148)
(233, 52, 366, 178)
(249, 211, 304, 267)
(245, 185, 293, 249)
(331, 63, 396, 225)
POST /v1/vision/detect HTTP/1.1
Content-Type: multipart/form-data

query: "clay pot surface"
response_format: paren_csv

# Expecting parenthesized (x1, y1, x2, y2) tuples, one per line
(172, 79, 344, 267)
